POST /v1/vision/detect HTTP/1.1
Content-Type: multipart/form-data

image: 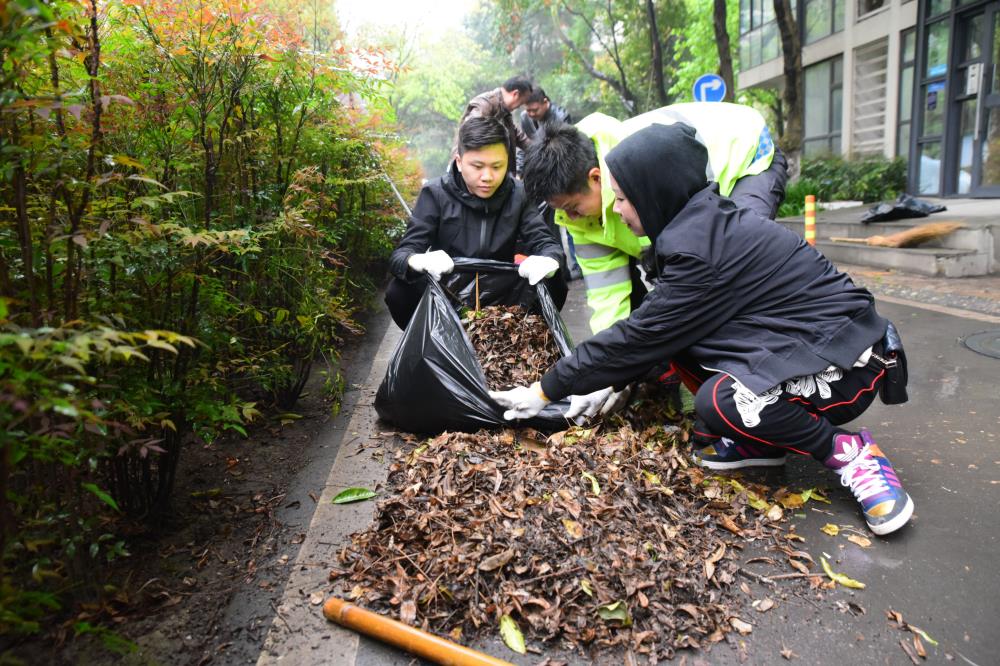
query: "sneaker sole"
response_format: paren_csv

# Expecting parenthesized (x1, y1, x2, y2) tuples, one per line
(696, 456, 787, 470)
(867, 494, 915, 536)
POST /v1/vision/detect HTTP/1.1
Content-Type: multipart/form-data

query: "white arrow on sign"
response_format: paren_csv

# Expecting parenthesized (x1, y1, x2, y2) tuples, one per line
(698, 78, 723, 101)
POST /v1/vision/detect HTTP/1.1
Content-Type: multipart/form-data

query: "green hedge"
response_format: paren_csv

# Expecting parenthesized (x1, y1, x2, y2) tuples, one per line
(778, 154, 908, 217)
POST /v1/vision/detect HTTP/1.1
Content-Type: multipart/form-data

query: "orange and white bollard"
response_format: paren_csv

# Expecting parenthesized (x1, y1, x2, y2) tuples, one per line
(804, 195, 816, 246)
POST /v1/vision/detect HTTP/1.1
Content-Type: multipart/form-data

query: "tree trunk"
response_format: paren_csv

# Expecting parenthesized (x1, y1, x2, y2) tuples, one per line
(773, 0, 803, 173)
(713, 0, 735, 102)
(646, 0, 668, 106)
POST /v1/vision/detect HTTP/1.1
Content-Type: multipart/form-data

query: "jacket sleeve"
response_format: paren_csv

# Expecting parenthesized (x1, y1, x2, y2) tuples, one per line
(514, 121, 530, 150)
(569, 227, 635, 334)
(540, 253, 726, 400)
(517, 199, 564, 263)
(388, 187, 442, 280)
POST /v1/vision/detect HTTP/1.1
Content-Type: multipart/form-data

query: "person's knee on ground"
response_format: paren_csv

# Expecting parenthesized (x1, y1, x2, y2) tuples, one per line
(384, 278, 424, 330)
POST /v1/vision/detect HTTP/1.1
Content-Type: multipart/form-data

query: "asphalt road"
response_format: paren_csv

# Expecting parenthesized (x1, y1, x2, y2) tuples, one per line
(256, 279, 1000, 666)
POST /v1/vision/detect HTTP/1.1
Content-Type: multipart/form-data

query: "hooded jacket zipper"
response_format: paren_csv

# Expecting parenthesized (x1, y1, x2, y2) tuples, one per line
(479, 202, 489, 255)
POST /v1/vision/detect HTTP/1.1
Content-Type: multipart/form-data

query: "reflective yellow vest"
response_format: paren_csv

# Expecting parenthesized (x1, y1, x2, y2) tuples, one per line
(558, 104, 774, 334)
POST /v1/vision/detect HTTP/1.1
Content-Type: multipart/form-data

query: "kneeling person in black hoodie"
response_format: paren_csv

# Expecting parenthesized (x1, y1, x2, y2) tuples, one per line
(385, 116, 565, 329)
(490, 123, 914, 537)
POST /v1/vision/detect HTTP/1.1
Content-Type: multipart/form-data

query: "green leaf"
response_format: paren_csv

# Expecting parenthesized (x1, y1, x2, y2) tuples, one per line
(332, 487, 376, 504)
(580, 579, 594, 597)
(82, 482, 121, 512)
(498, 614, 526, 654)
(820, 557, 866, 589)
(910, 625, 939, 646)
(597, 600, 632, 626)
(581, 471, 600, 495)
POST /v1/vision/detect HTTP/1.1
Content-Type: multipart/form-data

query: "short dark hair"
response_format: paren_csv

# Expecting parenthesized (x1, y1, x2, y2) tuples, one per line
(522, 123, 597, 203)
(457, 115, 509, 155)
(502, 76, 532, 95)
(525, 87, 548, 105)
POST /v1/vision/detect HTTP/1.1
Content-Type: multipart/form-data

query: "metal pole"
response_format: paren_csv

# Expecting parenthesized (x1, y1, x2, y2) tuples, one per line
(383, 172, 412, 218)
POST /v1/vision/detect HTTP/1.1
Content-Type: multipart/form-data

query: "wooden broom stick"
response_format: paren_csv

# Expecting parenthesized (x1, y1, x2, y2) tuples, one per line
(830, 222, 964, 248)
(323, 597, 513, 666)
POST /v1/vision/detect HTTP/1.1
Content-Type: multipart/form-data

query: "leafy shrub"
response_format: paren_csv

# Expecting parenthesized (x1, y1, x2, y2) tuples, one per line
(778, 154, 908, 217)
(0, 0, 420, 640)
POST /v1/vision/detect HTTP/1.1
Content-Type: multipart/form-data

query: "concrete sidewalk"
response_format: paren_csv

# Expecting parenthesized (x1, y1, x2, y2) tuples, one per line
(255, 277, 1000, 665)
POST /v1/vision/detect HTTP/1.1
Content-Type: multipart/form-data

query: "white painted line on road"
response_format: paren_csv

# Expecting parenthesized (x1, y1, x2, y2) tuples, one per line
(876, 293, 1000, 325)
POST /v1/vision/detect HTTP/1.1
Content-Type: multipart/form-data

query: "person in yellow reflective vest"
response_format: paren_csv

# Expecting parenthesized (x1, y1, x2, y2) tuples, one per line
(522, 103, 787, 335)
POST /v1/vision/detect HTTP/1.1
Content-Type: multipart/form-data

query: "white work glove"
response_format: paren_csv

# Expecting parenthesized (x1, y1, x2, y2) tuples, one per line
(517, 255, 560, 285)
(407, 250, 454, 281)
(489, 382, 550, 420)
(565, 384, 633, 423)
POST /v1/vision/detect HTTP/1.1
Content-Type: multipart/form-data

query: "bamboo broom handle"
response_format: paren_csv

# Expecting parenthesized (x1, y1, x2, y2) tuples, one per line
(323, 597, 514, 666)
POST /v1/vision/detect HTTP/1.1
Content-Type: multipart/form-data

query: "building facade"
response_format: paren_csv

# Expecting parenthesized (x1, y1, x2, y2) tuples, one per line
(737, 0, 1000, 197)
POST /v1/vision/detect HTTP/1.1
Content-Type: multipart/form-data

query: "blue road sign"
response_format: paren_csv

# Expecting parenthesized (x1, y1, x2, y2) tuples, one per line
(693, 73, 726, 102)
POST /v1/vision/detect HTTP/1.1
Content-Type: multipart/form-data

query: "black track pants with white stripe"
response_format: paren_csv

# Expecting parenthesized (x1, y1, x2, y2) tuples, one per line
(691, 361, 886, 461)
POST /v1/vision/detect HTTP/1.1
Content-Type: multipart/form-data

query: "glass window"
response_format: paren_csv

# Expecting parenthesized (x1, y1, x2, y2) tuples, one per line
(903, 30, 916, 62)
(805, 64, 831, 137)
(925, 21, 950, 78)
(983, 108, 1000, 188)
(832, 86, 843, 129)
(963, 14, 983, 61)
(957, 101, 976, 193)
(898, 28, 915, 159)
(762, 22, 779, 62)
(833, 0, 845, 32)
(917, 141, 942, 194)
(858, 0, 885, 16)
(900, 66, 914, 121)
(738, 0, 785, 69)
(804, 57, 843, 154)
(806, 0, 833, 43)
(927, 0, 949, 18)
(923, 82, 946, 136)
(897, 123, 911, 158)
(762, 0, 775, 23)
(994, 13, 1000, 93)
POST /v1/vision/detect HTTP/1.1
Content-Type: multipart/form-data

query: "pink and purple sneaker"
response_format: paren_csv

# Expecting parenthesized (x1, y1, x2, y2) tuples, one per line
(825, 429, 914, 536)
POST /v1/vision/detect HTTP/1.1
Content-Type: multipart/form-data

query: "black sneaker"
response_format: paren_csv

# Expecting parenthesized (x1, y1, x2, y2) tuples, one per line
(694, 437, 787, 470)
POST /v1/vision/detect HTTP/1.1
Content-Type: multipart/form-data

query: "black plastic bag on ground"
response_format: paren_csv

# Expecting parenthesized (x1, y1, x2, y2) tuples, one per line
(860, 193, 947, 223)
(375, 257, 575, 434)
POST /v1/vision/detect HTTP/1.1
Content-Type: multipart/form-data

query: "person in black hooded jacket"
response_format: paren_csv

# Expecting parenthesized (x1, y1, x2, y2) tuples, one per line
(385, 116, 565, 329)
(490, 123, 914, 537)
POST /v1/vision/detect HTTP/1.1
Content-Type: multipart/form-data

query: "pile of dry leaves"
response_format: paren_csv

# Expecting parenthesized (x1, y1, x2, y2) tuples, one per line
(462, 305, 562, 390)
(334, 424, 812, 660)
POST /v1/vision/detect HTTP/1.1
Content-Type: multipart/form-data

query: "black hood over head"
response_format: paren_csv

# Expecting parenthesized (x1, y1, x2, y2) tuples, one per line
(604, 123, 709, 241)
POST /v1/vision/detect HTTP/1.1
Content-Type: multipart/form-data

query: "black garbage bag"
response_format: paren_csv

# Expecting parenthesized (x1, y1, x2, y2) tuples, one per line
(860, 193, 946, 223)
(375, 257, 575, 434)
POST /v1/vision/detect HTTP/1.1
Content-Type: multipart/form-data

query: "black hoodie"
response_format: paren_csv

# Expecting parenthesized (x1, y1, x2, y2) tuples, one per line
(388, 161, 563, 280)
(539, 123, 887, 401)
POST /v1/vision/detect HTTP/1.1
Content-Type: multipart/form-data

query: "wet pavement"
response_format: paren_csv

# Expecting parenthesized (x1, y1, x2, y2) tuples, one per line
(255, 271, 1000, 666)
